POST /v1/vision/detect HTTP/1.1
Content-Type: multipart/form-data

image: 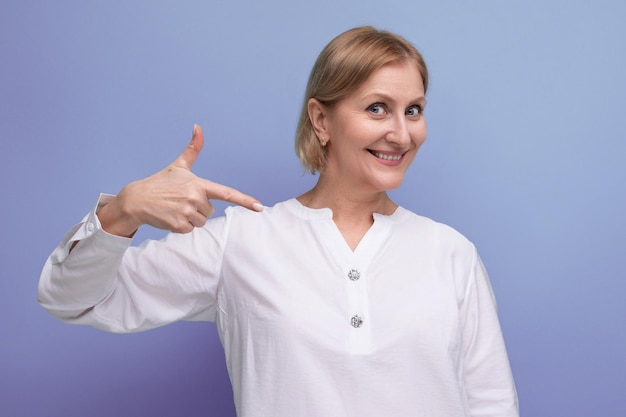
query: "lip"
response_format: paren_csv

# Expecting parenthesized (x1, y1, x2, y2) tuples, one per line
(367, 149, 406, 166)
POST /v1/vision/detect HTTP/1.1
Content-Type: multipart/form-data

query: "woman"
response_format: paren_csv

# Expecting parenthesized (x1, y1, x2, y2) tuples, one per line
(39, 26, 519, 416)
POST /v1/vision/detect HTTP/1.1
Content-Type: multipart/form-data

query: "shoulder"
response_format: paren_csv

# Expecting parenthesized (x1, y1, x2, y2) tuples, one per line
(395, 209, 482, 299)
(394, 207, 472, 245)
(221, 199, 305, 236)
(394, 208, 474, 250)
(224, 199, 295, 222)
(219, 199, 316, 255)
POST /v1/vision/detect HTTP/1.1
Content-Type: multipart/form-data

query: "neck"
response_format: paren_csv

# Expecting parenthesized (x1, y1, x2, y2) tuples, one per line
(297, 175, 397, 251)
(297, 173, 398, 221)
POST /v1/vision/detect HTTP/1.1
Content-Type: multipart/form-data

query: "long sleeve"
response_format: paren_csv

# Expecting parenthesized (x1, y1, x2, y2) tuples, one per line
(461, 249, 519, 417)
(39, 197, 520, 416)
(38, 194, 229, 333)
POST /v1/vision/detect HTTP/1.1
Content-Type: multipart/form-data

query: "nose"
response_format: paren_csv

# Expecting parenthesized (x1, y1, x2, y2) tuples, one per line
(384, 115, 411, 147)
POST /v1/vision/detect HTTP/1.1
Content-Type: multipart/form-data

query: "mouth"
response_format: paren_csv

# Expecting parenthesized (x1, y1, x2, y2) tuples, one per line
(368, 150, 404, 161)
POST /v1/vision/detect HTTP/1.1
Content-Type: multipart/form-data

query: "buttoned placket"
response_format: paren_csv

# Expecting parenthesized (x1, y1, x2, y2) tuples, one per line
(315, 213, 394, 355)
(344, 261, 371, 353)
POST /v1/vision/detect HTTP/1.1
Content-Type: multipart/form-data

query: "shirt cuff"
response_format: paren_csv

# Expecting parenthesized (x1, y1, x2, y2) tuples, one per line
(50, 193, 132, 264)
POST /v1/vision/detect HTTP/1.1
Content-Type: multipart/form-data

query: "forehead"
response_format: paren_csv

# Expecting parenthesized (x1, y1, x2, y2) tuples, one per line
(353, 61, 425, 99)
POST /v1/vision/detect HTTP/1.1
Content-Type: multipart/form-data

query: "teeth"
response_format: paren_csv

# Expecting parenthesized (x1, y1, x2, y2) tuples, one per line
(372, 151, 401, 161)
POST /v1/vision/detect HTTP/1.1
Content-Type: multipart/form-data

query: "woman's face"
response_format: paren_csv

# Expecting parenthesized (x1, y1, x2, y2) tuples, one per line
(321, 61, 427, 194)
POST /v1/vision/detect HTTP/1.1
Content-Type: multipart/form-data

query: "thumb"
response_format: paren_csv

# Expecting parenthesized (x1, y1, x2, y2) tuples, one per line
(172, 124, 204, 170)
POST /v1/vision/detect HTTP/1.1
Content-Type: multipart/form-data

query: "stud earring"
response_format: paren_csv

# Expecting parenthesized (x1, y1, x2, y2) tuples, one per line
(319, 137, 328, 147)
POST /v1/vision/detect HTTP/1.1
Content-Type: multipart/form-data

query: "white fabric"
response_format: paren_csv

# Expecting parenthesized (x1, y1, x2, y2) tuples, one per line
(39, 196, 519, 417)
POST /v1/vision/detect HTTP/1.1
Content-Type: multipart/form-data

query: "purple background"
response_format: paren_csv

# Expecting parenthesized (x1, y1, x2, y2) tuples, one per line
(2, 1, 625, 416)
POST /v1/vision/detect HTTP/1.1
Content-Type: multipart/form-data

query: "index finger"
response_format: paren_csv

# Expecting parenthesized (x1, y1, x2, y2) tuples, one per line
(202, 179, 264, 212)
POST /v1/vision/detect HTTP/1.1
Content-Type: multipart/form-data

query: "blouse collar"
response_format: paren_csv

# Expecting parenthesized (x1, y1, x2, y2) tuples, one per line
(283, 198, 409, 225)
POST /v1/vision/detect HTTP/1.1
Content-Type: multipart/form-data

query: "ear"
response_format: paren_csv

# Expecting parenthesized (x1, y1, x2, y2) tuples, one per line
(307, 98, 330, 143)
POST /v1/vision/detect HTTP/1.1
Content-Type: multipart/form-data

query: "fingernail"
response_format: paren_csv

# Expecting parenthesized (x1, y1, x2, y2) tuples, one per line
(192, 124, 198, 136)
(252, 202, 264, 212)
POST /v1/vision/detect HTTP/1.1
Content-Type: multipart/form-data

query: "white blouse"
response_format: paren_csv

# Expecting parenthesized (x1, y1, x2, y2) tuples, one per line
(39, 196, 519, 417)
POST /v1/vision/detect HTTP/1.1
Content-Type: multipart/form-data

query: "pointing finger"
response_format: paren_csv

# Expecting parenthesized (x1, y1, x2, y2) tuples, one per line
(202, 179, 264, 212)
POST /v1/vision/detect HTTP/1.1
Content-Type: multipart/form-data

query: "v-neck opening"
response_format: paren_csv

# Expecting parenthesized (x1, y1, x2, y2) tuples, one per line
(284, 198, 405, 257)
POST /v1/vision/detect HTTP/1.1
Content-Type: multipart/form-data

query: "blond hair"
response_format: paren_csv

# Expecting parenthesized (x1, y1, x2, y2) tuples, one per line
(295, 26, 429, 173)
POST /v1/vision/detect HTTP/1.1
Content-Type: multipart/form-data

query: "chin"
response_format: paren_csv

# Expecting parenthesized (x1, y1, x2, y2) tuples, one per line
(383, 181, 404, 191)
(372, 175, 406, 192)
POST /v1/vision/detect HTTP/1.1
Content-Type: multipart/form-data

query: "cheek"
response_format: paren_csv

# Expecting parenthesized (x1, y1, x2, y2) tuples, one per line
(412, 123, 427, 147)
(331, 121, 377, 150)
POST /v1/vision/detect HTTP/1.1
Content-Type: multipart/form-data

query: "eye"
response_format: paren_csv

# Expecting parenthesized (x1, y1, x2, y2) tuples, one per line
(367, 103, 387, 115)
(405, 105, 423, 117)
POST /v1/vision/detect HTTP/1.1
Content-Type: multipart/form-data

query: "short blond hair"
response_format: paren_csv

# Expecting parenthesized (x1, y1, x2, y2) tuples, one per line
(295, 26, 429, 173)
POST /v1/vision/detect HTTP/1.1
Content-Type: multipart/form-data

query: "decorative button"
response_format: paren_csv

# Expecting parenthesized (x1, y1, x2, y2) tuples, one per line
(350, 315, 363, 328)
(347, 269, 360, 281)
(87, 223, 95, 232)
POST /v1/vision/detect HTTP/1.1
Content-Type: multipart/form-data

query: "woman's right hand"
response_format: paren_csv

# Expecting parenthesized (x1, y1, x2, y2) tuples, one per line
(97, 125, 263, 237)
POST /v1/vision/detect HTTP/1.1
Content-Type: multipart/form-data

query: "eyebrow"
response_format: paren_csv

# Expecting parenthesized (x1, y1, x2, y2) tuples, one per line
(359, 91, 426, 106)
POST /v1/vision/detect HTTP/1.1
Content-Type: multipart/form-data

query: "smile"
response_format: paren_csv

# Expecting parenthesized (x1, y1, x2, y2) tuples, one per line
(369, 150, 403, 161)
